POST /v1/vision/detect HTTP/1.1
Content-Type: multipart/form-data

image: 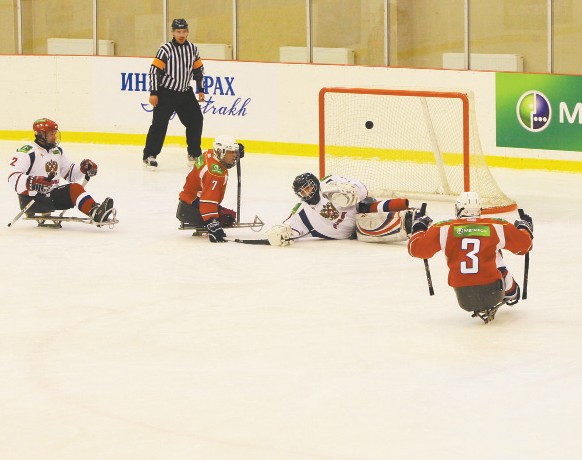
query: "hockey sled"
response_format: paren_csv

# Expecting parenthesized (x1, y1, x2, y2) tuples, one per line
(23, 209, 118, 229)
(471, 303, 503, 324)
(179, 215, 264, 236)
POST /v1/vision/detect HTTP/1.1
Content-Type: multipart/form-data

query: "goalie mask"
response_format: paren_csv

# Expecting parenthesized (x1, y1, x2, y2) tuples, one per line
(33, 118, 61, 149)
(213, 135, 239, 169)
(292, 172, 321, 205)
(455, 191, 482, 218)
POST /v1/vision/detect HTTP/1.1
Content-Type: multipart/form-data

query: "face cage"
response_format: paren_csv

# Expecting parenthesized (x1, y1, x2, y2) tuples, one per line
(295, 179, 319, 204)
(36, 129, 61, 148)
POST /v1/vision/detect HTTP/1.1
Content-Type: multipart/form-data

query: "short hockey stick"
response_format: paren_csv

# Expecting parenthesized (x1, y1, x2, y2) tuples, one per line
(417, 203, 435, 296)
(8, 174, 90, 227)
(518, 208, 530, 300)
(236, 159, 241, 224)
(7, 199, 36, 227)
(227, 230, 313, 245)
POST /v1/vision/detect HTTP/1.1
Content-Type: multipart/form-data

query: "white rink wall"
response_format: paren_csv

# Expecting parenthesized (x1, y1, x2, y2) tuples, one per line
(1, 55, 580, 166)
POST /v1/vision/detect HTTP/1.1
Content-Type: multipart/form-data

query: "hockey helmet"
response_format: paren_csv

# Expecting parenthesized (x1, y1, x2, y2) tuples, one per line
(213, 135, 239, 169)
(292, 172, 321, 205)
(171, 18, 188, 30)
(455, 191, 482, 218)
(33, 118, 61, 149)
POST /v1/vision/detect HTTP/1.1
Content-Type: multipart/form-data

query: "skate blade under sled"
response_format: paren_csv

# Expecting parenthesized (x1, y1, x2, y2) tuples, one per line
(471, 303, 503, 324)
(24, 208, 118, 229)
(179, 215, 264, 236)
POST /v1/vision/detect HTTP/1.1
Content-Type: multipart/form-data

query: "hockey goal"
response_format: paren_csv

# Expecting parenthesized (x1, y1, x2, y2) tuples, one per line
(319, 87, 517, 213)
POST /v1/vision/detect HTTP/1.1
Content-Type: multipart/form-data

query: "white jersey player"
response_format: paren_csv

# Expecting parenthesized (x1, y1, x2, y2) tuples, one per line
(8, 118, 115, 224)
(266, 172, 413, 246)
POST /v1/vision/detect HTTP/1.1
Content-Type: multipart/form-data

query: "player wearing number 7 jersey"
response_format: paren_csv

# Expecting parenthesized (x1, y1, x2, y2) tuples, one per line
(407, 192, 533, 322)
(176, 135, 241, 242)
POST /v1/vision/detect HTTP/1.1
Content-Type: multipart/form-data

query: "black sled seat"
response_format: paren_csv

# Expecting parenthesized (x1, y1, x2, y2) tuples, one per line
(454, 280, 505, 324)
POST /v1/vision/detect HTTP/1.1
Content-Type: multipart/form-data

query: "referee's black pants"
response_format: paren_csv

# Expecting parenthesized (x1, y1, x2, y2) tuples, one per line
(143, 86, 204, 160)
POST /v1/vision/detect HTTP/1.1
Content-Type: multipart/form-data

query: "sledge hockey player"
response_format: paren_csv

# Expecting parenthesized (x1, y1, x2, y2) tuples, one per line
(7, 118, 115, 226)
(266, 172, 413, 246)
(407, 191, 533, 323)
(176, 135, 243, 242)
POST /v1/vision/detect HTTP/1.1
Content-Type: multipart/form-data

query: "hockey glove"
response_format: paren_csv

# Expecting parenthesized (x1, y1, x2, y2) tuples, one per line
(411, 215, 433, 234)
(205, 218, 227, 243)
(357, 197, 377, 213)
(237, 143, 245, 159)
(267, 224, 294, 247)
(26, 175, 58, 194)
(515, 214, 533, 238)
(321, 182, 360, 208)
(218, 206, 237, 228)
(80, 159, 98, 177)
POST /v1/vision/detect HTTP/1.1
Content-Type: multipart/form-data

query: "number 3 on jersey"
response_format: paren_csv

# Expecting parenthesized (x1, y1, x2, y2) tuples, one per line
(460, 238, 480, 274)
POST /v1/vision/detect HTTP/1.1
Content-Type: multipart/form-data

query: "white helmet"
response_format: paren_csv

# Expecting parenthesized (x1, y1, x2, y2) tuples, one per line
(455, 191, 482, 218)
(213, 135, 239, 169)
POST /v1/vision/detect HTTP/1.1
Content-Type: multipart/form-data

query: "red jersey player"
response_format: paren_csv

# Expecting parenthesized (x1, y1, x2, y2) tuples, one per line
(176, 135, 242, 242)
(407, 192, 533, 323)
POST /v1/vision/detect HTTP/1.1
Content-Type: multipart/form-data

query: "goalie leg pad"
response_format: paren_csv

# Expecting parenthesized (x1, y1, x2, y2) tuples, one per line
(356, 211, 409, 243)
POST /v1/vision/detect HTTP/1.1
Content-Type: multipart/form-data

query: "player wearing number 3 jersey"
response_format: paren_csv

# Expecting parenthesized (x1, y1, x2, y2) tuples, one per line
(408, 192, 533, 322)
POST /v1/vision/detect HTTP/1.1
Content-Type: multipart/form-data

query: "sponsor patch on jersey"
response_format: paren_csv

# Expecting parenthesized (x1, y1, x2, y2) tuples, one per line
(210, 163, 225, 175)
(194, 155, 205, 169)
(17, 145, 33, 153)
(453, 224, 491, 237)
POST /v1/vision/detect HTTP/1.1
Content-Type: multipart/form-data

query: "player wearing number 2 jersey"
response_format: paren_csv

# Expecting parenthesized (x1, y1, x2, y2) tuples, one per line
(408, 192, 533, 322)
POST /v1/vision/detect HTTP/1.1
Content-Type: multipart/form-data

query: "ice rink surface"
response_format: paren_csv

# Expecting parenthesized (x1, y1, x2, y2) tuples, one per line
(1, 141, 581, 460)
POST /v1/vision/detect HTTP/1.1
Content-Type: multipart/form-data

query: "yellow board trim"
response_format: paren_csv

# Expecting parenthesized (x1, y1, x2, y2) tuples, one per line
(1, 130, 581, 173)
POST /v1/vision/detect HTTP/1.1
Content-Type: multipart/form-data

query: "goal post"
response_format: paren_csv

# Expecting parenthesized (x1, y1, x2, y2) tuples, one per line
(318, 87, 517, 214)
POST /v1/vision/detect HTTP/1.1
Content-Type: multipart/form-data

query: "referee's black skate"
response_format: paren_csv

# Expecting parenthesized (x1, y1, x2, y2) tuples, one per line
(143, 156, 158, 169)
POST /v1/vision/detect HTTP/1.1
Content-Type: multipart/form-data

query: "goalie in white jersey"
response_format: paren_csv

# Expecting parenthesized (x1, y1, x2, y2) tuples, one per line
(7, 118, 115, 225)
(267, 172, 414, 246)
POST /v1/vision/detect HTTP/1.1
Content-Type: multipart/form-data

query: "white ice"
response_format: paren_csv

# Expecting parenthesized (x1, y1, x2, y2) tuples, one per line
(1, 141, 581, 460)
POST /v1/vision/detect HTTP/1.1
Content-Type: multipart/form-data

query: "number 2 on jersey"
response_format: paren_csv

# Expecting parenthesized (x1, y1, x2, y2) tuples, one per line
(460, 238, 480, 274)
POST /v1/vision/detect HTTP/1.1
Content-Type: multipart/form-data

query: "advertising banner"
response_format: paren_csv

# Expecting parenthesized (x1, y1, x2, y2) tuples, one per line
(496, 73, 582, 152)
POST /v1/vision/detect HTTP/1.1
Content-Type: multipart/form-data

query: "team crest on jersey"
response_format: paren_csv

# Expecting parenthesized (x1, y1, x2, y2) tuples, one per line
(210, 163, 225, 175)
(320, 202, 339, 220)
(45, 159, 58, 177)
(453, 224, 490, 237)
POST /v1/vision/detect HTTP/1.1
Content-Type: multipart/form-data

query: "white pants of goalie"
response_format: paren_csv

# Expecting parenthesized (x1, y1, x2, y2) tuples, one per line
(355, 211, 410, 243)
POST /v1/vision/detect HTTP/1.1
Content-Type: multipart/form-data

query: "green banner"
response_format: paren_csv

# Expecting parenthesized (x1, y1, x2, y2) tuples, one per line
(496, 73, 582, 152)
(453, 224, 491, 238)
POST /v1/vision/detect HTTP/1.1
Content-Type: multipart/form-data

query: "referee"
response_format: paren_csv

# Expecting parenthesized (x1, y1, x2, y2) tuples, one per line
(143, 18, 205, 168)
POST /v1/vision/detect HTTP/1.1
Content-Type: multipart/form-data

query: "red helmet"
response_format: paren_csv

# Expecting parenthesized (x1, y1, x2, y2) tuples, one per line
(33, 118, 61, 148)
(33, 118, 59, 134)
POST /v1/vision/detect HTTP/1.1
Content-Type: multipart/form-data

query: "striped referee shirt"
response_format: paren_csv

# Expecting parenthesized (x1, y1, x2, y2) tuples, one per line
(148, 38, 204, 94)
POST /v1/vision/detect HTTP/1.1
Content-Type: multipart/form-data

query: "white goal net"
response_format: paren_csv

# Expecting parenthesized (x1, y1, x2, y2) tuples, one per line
(319, 87, 516, 213)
